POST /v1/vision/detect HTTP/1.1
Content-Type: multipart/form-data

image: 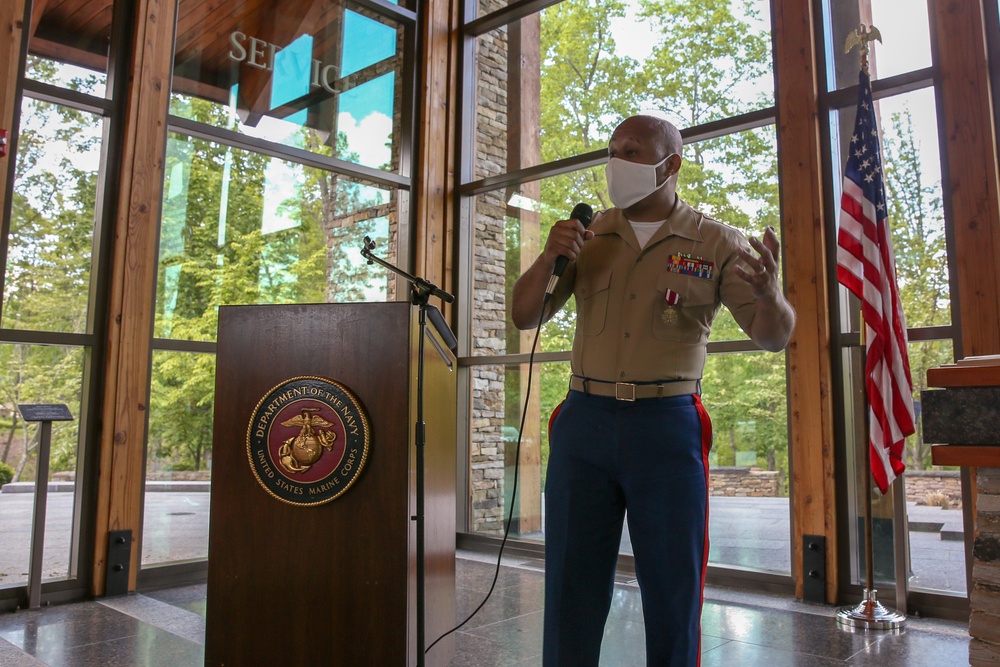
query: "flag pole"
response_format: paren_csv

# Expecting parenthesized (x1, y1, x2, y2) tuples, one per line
(835, 26, 906, 625)
(863, 418, 875, 597)
(835, 365, 905, 630)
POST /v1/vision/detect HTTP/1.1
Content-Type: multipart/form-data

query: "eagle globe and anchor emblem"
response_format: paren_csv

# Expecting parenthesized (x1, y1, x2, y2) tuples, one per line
(246, 376, 370, 506)
(278, 407, 337, 473)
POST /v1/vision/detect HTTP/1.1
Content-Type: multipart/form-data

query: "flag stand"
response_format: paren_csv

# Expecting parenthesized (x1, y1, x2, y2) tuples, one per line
(835, 419, 906, 630)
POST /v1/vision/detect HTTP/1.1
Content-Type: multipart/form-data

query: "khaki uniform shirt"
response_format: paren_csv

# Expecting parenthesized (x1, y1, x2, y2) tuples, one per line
(548, 198, 759, 383)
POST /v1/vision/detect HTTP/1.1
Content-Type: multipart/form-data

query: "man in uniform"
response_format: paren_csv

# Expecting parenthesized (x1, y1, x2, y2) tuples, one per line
(511, 114, 796, 666)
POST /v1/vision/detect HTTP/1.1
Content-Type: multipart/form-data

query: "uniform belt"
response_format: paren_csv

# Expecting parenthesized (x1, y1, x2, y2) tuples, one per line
(569, 376, 700, 401)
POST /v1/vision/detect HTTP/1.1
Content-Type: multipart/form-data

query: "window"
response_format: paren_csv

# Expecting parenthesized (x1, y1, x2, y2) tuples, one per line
(461, 0, 790, 577)
(0, 3, 119, 595)
(141, 0, 417, 567)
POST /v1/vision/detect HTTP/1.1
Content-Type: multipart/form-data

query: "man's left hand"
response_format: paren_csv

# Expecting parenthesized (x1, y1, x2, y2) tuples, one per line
(734, 226, 782, 300)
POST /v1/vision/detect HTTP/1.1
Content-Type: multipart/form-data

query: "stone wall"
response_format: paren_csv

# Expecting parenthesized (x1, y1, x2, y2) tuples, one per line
(709, 467, 782, 497)
(904, 470, 963, 508)
(324, 200, 397, 302)
(970, 467, 1000, 666)
(52, 470, 212, 481)
(470, 368, 505, 533)
(707, 468, 963, 503)
(469, 6, 509, 535)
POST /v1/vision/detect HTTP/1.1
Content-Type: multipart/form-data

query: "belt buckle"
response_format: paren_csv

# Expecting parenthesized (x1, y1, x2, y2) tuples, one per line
(615, 382, 636, 402)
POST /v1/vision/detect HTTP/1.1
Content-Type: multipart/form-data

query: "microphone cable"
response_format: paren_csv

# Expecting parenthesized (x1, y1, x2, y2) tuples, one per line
(425, 292, 547, 654)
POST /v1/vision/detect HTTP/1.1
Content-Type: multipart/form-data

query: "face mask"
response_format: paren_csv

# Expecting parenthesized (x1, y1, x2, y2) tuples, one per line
(605, 154, 675, 209)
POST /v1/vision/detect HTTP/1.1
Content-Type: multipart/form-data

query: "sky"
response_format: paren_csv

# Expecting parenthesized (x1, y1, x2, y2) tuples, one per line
(602, 0, 941, 218)
(608, 0, 931, 80)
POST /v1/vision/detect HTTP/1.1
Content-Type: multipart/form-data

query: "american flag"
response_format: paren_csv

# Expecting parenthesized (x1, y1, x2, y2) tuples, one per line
(836, 69, 916, 495)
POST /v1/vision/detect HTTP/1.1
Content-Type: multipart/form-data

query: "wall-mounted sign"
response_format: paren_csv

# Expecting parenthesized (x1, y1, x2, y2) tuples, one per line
(229, 32, 341, 94)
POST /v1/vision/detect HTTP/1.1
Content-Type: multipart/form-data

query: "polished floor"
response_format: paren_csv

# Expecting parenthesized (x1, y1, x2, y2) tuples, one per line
(0, 550, 971, 666)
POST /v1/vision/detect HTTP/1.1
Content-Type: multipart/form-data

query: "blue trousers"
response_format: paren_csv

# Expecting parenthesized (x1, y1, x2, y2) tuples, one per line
(543, 390, 712, 667)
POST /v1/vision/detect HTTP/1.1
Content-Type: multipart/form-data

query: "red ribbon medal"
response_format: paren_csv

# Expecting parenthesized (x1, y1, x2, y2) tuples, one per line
(662, 288, 680, 324)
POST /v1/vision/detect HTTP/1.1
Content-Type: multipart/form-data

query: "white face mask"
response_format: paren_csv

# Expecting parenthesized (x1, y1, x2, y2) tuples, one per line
(605, 154, 675, 209)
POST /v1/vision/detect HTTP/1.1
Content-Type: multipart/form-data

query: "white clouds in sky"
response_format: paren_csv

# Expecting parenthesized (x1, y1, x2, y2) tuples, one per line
(338, 110, 393, 169)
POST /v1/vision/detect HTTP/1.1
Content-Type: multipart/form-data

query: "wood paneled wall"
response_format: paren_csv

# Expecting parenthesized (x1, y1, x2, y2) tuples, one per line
(415, 0, 460, 316)
(935, 0, 1000, 358)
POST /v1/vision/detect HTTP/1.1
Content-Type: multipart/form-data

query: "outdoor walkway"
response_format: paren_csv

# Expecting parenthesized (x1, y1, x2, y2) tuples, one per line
(0, 484, 967, 595)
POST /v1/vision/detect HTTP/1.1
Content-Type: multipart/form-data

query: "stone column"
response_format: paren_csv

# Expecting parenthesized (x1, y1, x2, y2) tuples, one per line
(970, 467, 1000, 665)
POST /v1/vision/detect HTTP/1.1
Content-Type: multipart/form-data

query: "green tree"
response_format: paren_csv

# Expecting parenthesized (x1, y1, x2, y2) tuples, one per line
(0, 87, 97, 478)
(880, 107, 951, 470)
(301, 131, 390, 303)
(539, 1, 640, 214)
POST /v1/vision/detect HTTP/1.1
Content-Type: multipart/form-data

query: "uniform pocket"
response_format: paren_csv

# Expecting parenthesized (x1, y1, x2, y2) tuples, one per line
(652, 272, 717, 342)
(577, 269, 612, 336)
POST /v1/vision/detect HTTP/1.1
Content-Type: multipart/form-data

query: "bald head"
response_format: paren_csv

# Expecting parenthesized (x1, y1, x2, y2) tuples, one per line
(612, 114, 683, 159)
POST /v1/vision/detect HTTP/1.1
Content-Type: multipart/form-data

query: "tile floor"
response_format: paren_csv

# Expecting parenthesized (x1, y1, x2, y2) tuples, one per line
(0, 550, 971, 666)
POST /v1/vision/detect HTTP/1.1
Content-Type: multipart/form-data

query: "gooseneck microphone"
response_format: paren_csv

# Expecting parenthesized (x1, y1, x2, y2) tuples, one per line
(544, 202, 593, 302)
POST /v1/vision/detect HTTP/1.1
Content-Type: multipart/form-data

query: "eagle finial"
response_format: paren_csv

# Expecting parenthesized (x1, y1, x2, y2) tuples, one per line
(844, 24, 883, 73)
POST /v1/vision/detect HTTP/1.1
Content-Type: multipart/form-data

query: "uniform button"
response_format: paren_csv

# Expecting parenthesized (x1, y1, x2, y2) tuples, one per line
(629, 293, 636, 300)
(624, 332, 630, 338)
(619, 370, 626, 378)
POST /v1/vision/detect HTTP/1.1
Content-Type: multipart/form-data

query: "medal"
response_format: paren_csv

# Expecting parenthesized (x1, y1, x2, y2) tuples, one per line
(662, 289, 680, 325)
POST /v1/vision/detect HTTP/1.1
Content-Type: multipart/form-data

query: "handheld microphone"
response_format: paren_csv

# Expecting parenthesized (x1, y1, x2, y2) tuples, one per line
(544, 203, 593, 301)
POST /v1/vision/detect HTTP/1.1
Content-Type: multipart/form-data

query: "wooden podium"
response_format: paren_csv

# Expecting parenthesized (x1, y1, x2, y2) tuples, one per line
(924, 356, 1000, 660)
(926, 356, 1000, 467)
(205, 302, 456, 666)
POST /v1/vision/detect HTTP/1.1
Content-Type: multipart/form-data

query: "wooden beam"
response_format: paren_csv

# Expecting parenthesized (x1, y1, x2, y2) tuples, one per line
(29, 0, 48, 41)
(92, 0, 177, 596)
(23, 37, 108, 73)
(509, 15, 542, 534)
(932, 445, 1000, 467)
(0, 0, 26, 218)
(928, 360, 1000, 387)
(934, 0, 1000, 357)
(772, 0, 838, 602)
(414, 0, 458, 312)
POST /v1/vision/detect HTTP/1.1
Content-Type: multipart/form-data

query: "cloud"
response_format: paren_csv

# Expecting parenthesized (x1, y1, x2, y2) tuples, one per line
(338, 111, 392, 169)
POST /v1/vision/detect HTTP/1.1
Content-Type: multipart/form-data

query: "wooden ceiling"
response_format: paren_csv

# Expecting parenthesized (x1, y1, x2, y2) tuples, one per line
(29, 0, 115, 73)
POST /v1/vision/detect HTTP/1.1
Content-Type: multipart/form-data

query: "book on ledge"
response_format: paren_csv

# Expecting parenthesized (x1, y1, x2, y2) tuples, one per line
(950, 354, 1000, 367)
(927, 355, 1000, 387)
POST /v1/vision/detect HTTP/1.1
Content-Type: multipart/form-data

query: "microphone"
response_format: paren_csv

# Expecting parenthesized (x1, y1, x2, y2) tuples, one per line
(544, 203, 593, 302)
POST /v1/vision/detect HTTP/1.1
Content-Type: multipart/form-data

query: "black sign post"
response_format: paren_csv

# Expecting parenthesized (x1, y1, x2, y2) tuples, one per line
(17, 404, 73, 609)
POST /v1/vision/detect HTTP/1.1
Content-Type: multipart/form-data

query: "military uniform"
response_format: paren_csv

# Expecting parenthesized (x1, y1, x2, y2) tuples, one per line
(543, 197, 760, 666)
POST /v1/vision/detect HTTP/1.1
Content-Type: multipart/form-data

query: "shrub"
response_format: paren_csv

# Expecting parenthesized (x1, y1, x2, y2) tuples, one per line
(0, 461, 14, 489)
(925, 491, 951, 509)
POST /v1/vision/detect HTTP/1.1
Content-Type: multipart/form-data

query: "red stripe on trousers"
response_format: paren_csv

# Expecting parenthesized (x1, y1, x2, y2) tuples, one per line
(694, 394, 713, 667)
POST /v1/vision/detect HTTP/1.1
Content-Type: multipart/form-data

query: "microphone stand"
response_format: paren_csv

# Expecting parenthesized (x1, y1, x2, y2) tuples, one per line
(361, 236, 454, 667)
